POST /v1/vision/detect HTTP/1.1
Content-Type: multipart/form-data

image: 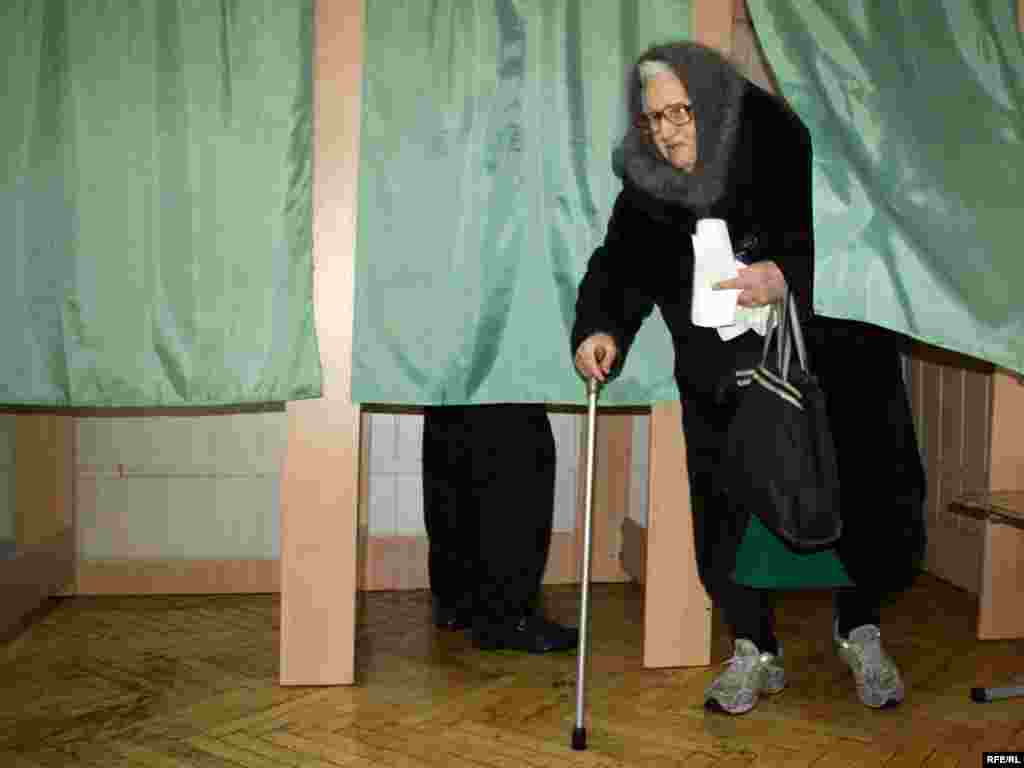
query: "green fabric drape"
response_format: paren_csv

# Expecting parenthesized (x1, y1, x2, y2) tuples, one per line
(2, 0, 320, 406)
(748, 0, 1024, 374)
(353, 0, 691, 406)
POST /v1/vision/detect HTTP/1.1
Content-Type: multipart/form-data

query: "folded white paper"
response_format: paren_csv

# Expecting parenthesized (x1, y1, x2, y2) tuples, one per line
(717, 288, 772, 341)
(691, 219, 739, 329)
(690, 218, 772, 341)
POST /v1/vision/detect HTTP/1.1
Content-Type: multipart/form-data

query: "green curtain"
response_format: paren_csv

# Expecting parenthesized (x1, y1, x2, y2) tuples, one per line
(748, 1, 1024, 374)
(353, 0, 691, 406)
(2, 0, 320, 406)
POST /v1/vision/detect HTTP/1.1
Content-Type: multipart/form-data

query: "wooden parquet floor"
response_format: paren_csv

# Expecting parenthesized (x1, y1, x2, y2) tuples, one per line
(1, 575, 1022, 767)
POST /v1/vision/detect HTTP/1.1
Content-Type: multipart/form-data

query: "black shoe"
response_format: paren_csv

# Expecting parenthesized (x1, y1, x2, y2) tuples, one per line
(432, 601, 471, 631)
(472, 616, 579, 654)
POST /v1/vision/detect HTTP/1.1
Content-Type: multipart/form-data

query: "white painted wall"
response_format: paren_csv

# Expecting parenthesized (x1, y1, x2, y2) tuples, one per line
(74, 410, 586, 559)
(366, 411, 581, 536)
(76, 411, 286, 559)
(629, 414, 650, 526)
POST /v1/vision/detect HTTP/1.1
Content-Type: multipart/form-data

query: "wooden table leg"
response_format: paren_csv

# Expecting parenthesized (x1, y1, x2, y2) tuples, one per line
(977, 521, 1024, 640)
(643, 403, 722, 668)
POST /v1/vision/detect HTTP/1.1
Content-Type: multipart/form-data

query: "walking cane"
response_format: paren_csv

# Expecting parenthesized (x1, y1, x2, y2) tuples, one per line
(572, 376, 600, 751)
(971, 676, 1024, 703)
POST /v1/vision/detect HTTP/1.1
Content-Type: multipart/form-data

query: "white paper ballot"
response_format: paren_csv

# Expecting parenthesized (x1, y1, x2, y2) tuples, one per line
(690, 218, 772, 341)
(717, 293, 772, 341)
(691, 218, 739, 328)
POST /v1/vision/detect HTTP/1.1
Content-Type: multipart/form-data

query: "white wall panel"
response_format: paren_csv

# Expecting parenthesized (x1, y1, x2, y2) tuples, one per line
(77, 411, 286, 474)
(367, 472, 398, 536)
(74, 408, 584, 558)
(78, 474, 279, 559)
(550, 412, 579, 532)
(630, 414, 650, 526)
(395, 412, 423, 468)
(369, 413, 399, 473)
(394, 473, 425, 535)
(367, 411, 580, 536)
(208, 412, 288, 472)
(366, 412, 418, 535)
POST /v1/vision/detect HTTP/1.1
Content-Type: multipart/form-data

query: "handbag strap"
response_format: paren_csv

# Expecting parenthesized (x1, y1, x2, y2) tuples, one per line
(759, 302, 780, 369)
(759, 289, 809, 382)
(786, 289, 809, 375)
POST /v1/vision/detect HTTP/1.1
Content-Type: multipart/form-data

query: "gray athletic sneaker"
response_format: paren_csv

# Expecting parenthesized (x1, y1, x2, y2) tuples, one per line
(704, 638, 786, 715)
(835, 623, 905, 708)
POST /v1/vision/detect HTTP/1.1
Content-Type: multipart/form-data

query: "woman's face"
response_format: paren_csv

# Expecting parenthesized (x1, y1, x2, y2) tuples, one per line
(642, 71, 697, 172)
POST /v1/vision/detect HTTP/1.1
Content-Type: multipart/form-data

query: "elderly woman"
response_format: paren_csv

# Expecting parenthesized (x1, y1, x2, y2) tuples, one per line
(572, 42, 925, 715)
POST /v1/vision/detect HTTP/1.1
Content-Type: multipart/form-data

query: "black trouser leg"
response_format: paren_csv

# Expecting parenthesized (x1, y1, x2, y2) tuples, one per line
(469, 404, 556, 625)
(806, 318, 926, 597)
(422, 406, 479, 616)
(682, 396, 779, 655)
(422, 404, 555, 626)
(834, 588, 882, 637)
(710, 575, 779, 655)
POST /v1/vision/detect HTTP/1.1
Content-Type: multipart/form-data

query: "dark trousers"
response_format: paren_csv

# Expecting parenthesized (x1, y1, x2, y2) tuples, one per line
(422, 404, 556, 625)
(678, 318, 924, 652)
(682, 393, 882, 655)
(702, 581, 881, 655)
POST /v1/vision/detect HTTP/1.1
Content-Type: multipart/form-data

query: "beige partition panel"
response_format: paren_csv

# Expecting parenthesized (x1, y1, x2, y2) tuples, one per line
(0, 414, 75, 637)
(989, 371, 1024, 491)
(644, 403, 727, 667)
(978, 518, 1024, 639)
(906, 345, 1024, 594)
(578, 412, 634, 585)
(948, 492, 1024, 640)
(637, 0, 735, 669)
(279, 0, 363, 686)
(907, 348, 991, 593)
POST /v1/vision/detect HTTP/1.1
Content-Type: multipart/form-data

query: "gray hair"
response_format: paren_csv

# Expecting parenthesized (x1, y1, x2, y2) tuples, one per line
(614, 41, 748, 214)
(637, 59, 674, 85)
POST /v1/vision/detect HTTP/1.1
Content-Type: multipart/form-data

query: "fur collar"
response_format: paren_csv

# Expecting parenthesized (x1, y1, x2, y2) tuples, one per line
(613, 42, 748, 217)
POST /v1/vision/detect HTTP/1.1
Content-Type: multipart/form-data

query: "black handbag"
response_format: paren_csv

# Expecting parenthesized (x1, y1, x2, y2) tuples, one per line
(724, 291, 842, 550)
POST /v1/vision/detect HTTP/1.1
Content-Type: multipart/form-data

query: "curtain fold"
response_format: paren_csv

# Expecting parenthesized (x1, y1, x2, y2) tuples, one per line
(748, 0, 1024, 374)
(353, 0, 692, 405)
(2, 0, 320, 406)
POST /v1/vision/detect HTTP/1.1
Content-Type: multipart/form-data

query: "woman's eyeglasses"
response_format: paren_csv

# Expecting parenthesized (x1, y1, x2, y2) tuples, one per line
(634, 102, 695, 134)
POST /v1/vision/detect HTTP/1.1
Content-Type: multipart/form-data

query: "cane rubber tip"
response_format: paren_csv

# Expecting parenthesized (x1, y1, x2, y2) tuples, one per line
(970, 687, 989, 703)
(571, 727, 587, 750)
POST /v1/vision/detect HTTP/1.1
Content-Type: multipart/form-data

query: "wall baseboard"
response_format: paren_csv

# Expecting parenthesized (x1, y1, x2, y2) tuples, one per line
(74, 530, 582, 595)
(76, 557, 280, 595)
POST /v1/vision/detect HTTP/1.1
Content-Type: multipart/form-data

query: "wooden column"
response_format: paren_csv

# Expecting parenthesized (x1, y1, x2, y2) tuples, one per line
(644, 403, 724, 667)
(14, 415, 74, 551)
(577, 412, 633, 585)
(694, 0, 736, 58)
(0, 414, 75, 637)
(279, 0, 363, 685)
(641, 0, 735, 669)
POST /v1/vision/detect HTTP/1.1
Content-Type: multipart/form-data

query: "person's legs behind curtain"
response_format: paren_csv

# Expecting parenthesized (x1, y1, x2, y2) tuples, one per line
(463, 404, 578, 653)
(422, 406, 479, 630)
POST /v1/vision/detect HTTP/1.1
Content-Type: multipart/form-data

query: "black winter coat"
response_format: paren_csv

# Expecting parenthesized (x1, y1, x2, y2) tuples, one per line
(572, 84, 926, 596)
(572, 84, 813, 403)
